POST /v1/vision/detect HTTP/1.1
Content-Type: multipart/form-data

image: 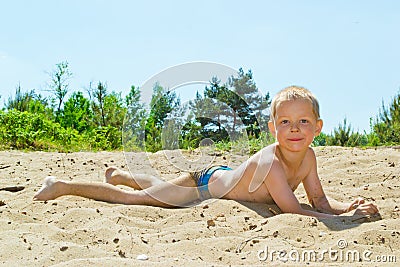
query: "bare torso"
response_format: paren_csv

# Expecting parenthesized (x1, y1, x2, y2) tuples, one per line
(208, 143, 312, 203)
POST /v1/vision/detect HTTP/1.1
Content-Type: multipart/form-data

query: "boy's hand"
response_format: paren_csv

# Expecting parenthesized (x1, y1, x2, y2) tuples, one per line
(347, 197, 379, 215)
(346, 197, 365, 212)
(353, 202, 379, 215)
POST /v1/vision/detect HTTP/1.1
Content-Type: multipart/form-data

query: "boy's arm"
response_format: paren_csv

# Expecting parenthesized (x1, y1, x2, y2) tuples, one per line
(301, 151, 349, 215)
(265, 163, 336, 219)
(302, 150, 378, 215)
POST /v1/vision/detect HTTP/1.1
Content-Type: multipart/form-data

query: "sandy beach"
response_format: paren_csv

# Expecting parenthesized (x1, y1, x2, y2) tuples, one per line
(0, 146, 399, 266)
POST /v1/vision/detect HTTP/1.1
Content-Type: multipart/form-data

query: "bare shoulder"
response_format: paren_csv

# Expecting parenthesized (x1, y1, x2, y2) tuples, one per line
(243, 143, 280, 192)
(258, 143, 278, 162)
(301, 147, 319, 179)
(304, 147, 317, 166)
(258, 144, 285, 179)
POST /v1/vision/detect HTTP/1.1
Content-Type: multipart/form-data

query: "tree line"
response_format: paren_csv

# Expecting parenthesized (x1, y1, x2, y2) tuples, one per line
(0, 62, 399, 152)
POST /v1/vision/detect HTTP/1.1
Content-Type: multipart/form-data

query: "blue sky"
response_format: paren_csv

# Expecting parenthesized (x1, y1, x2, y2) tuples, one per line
(0, 0, 399, 134)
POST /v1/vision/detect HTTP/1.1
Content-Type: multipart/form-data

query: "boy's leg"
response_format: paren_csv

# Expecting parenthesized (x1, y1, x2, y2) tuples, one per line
(33, 173, 199, 207)
(105, 166, 164, 189)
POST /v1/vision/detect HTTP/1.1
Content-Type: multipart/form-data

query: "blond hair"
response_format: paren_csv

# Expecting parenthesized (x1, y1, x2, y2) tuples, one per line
(270, 86, 320, 121)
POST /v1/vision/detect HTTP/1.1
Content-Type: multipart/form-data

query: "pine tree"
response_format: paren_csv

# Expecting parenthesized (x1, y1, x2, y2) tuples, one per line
(145, 83, 181, 152)
(123, 86, 147, 151)
(88, 81, 108, 127)
(372, 91, 400, 144)
(61, 91, 92, 132)
(227, 68, 271, 138)
(47, 61, 72, 120)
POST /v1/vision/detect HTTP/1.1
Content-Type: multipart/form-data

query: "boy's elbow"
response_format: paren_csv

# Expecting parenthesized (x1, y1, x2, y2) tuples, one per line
(310, 196, 329, 209)
(280, 206, 304, 215)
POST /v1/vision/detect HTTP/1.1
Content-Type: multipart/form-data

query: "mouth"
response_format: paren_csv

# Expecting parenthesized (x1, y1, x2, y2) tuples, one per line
(288, 138, 303, 142)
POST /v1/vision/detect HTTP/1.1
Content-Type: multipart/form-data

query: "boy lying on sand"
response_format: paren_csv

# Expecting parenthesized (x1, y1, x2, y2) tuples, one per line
(34, 86, 379, 219)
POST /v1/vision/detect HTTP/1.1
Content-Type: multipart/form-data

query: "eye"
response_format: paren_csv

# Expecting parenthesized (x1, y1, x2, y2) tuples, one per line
(281, 119, 289, 125)
(300, 119, 309, 124)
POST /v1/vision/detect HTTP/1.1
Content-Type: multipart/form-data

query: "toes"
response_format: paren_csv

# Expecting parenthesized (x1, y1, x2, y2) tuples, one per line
(105, 166, 118, 179)
(44, 176, 56, 186)
(33, 176, 57, 201)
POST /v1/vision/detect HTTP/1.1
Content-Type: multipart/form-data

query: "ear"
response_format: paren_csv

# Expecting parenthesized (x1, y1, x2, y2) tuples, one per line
(315, 119, 323, 136)
(268, 121, 276, 138)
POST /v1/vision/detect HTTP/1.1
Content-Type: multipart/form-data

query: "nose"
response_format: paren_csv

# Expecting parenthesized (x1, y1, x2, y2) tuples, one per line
(290, 122, 300, 132)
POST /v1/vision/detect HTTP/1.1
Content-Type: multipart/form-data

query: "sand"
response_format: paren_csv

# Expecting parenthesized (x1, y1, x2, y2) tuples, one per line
(0, 147, 399, 266)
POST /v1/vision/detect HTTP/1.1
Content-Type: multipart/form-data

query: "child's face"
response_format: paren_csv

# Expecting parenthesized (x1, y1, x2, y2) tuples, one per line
(268, 99, 323, 152)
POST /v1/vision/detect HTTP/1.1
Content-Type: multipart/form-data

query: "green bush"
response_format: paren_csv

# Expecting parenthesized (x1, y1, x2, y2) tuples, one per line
(0, 110, 122, 151)
(312, 132, 328, 147)
(215, 131, 274, 155)
(325, 118, 368, 147)
(370, 92, 400, 145)
(84, 126, 122, 151)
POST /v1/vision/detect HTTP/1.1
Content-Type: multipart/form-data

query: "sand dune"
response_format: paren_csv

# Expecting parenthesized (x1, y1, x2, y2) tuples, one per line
(0, 147, 399, 266)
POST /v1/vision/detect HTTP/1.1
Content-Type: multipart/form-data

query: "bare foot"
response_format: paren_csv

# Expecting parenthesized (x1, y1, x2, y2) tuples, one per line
(33, 176, 62, 201)
(104, 166, 127, 186)
(105, 166, 163, 189)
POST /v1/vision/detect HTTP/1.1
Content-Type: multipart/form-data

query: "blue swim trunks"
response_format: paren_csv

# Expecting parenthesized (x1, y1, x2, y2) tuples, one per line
(191, 165, 232, 200)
